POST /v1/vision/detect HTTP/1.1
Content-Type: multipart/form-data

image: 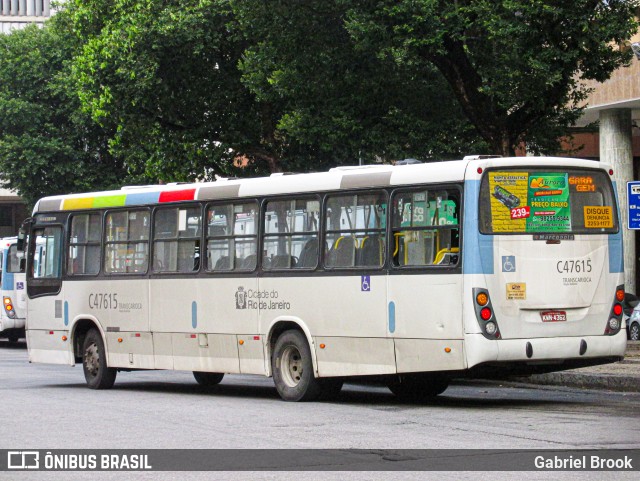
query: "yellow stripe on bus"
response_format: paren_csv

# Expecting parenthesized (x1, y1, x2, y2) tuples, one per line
(62, 197, 94, 210)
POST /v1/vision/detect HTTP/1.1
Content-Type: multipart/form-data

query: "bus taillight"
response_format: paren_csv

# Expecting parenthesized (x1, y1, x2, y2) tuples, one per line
(476, 292, 489, 306)
(3, 296, 15, 319)
(605, 285, 624, 335)
(473, 288, 500, 339)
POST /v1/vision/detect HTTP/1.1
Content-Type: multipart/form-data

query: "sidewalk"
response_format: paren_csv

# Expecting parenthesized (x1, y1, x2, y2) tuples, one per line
(513, 341, 640, 392)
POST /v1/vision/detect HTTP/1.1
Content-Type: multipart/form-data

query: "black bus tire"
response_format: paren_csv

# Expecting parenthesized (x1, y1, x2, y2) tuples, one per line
(82, 328, 117, 390)
(272, 330, 322, 402)
(193, 371, 224, 386)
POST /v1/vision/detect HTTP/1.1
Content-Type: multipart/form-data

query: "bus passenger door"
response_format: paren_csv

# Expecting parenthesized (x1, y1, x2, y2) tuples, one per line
(388, 188, 466, 374)
(26, 225, 72, 364)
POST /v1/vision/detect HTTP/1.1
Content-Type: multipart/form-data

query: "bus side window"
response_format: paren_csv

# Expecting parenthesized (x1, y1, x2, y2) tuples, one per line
(324, 191, 387, 269)
(153, 206, 201, 273)
(391, 189, 460, 267)
(68, 213, 102, 275)
(206, 202, 258, 272)
(263, 197, 320, 270)
(104, 210, 150, 274)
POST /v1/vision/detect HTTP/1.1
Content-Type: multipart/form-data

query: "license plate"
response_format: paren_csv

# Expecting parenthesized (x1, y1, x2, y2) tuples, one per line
(540, 310, 567, 322)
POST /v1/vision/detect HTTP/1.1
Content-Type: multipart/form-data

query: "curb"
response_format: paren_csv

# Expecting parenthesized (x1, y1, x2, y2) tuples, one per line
(469, 342, 640, 393)
(516, 371, 639, 392)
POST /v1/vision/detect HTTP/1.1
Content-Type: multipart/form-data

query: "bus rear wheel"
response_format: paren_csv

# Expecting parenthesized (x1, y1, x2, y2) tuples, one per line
(193, 371, 224, 386)
(82, 328, 117, 390)
(388, 373, 449, 401)
(272, 330, 323, 402)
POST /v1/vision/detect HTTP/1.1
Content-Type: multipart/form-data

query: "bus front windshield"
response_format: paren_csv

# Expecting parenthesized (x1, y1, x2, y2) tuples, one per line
(479, 169, 618, 235)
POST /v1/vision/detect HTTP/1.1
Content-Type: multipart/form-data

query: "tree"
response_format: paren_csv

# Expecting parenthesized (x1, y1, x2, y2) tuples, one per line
(66, 0, 298, 178)
(345, 0, 639, 155)
(0, 16, 126, 207)
(233, 0, 487, 164)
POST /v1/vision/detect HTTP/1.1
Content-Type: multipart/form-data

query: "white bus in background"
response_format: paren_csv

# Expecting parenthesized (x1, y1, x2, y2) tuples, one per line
(0, 237, 26, 343)
(20, 157, 627, 401)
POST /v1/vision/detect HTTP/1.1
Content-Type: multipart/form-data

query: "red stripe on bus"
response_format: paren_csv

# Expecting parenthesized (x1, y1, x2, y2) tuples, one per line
(158, 189, 196, 203)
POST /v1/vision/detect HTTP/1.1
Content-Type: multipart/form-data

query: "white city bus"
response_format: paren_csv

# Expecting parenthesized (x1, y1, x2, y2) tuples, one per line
(21, 157, 627, 401)
(0, 237, 26, 342)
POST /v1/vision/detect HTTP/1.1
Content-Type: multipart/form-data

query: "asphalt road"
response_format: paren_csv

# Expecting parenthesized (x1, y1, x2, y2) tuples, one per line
(0, 339, 638, 481)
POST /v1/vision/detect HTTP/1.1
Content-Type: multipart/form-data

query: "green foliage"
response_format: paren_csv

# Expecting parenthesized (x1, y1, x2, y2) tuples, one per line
(345, 0, 639, 155)
(0, 0, 637, 207)
(233, 0, 487, 163)
(0, 19, 126, 207)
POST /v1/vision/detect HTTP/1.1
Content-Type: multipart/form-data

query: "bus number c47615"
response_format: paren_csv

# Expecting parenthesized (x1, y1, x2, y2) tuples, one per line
(88, 293, 119, 310)
(556, 259, 592, 274)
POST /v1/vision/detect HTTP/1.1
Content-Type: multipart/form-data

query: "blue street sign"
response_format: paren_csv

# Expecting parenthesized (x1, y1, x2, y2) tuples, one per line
(628, 182, 640, 230)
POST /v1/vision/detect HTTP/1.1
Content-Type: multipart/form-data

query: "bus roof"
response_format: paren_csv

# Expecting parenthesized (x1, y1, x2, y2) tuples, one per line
(33, 156, 606, 214)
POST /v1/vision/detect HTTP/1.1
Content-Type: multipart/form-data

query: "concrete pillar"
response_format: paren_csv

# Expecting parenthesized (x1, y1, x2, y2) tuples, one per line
(600, 108, 636, 294)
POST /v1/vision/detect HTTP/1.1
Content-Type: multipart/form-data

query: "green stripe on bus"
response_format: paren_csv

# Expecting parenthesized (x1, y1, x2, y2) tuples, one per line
(92, 195, 127, 208)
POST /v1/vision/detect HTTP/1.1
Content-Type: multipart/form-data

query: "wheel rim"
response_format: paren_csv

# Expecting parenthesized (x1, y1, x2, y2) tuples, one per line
(84, 342, 100, 378)
(632, 324, 640, 341)
(280, 345, 303, 388)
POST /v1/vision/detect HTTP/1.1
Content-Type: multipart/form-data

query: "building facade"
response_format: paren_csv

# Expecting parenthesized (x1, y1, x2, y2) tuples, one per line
(560, 30, 640, 295)
(0, 0, 51, 33)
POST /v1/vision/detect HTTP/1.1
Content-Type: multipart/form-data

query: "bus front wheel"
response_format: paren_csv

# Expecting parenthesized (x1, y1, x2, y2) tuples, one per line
(82, 328, 117, 390)
(272, 330, 322, 402)
(193, 371, 224, 386)
(388, 373, 449, 401)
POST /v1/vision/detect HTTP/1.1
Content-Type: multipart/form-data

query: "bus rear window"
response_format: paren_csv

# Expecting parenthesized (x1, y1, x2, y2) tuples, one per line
(479, 169, 618, 235)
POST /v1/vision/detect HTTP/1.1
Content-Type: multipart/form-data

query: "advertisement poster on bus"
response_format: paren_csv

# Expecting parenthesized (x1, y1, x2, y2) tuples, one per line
(525, 173, 571, 232)
(488, 172, 571, 232)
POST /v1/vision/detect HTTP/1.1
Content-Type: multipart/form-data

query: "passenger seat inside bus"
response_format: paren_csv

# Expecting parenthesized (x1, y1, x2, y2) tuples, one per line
(357, 235, 383, 266)
(326, 236, 356, 267)
(297, 238, 318, 268)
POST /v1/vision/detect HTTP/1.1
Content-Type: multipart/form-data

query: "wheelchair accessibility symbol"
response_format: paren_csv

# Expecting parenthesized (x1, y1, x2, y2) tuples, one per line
(502, 256, 516, 273)
(361, 275, 371, 292)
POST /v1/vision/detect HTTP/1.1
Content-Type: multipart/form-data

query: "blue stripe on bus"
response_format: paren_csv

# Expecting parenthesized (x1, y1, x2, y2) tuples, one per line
(64, 301, 69, 326)
(192, 301, 197, 329)
(462, 180, 494, 275)
(388, 301, 395, 334)
(125, 191, 161, 206)
(609, 181, 624, 273)
(1, 271, 14, 291)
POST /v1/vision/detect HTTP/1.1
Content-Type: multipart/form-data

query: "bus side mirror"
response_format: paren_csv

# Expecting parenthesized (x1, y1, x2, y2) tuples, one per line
(16, 236, 24, 253)
(19, 258, 26, 273)
(16, 217, 32, 254)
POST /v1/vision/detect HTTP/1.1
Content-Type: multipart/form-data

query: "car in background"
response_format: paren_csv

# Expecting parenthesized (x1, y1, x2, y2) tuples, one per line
(628, 304, 640, 341)
(624, 292, 640, 341)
